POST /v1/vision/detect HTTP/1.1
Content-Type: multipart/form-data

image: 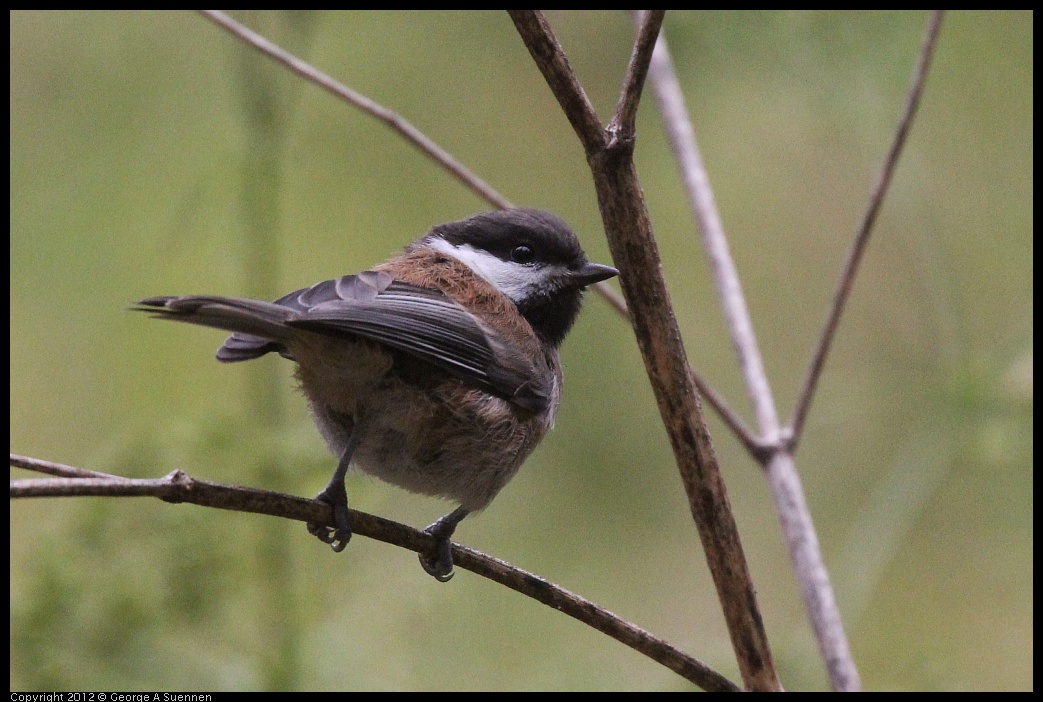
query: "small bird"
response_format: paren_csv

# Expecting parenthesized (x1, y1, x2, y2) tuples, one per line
(135, 208, 617, 580)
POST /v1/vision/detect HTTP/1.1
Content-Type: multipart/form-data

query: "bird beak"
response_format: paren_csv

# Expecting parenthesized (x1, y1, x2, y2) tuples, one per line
(571, 262, 619, 288)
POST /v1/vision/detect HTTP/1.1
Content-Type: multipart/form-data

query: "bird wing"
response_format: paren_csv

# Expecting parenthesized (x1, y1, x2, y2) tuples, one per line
(218, 271, 551, 414)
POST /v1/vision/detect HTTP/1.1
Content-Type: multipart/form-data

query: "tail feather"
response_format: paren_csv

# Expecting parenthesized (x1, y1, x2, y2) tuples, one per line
(133, 296, 297, 362)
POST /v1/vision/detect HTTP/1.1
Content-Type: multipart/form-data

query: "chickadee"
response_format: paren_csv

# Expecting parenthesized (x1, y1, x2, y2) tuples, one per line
(135, 208, 618, 580)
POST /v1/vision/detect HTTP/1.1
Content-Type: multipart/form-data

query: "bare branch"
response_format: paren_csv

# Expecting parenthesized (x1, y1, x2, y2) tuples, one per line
(765, 451, 860, 690)
(643, 16, 782, 444)
(615, 15, 766, 457)
(454, 552, 739, 692)
(596, 284, 630, 317)
(690, 374, 769, 460)
(788, 10, 946, 448)
(609, 11, 665, 143)
(198, 10, 513, 210)
(10, 453, 736, 691)
(511, 13, 780, 691)
(642, 11, 946, 691)
(640, 15, 864, 690)
(507, 11, 606, 156)
(10, 453, 131, 480)
(199, 11, 624, 317)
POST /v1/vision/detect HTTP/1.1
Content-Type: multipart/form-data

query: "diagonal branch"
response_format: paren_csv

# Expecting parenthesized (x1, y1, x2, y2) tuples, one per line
(198, 10, 627, 315)
(510, 11, 780, 691)
(690, 373, 767, 458)
(199, 10, 512, 210)
(624, 12, 766, 456)
(640, 14, 863, 690)
(507, 11, 606, 156)
(641, 10, 946, 691)
(10, 453, 736, 691)
(643, 15, 782, 446)
(609, 11, 665, 144)
(788, 10, 946, 449)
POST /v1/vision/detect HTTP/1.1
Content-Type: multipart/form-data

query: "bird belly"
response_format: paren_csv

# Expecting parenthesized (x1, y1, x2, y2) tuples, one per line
(308, 374, 550, 512)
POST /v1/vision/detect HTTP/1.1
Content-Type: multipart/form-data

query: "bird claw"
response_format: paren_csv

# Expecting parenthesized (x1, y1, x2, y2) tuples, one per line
(418, 535, 455, 582)
(417, 506, 469, 582)
(307, 486, 352, 552)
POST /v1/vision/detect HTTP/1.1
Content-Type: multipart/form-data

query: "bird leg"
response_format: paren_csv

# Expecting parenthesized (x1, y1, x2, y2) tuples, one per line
(307, 431, 359, 552)
(419, 505, 471, 582)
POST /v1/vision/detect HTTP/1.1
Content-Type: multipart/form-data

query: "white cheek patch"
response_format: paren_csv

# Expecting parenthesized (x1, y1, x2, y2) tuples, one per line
(427, 240, 560, 304)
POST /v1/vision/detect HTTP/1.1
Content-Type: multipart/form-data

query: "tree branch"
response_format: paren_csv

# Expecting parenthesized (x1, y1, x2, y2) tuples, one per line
(763, 450, 855, 689)
(198, 10, 627, 318)
(609, 11, 665, 145)
(509, 11, 780, 691)
(640, 10, 946, 691)
(640, 14, 864, 690)
(507, 11, 606, 156)
(690, 372, 768, 459)
(10, 453, 735, 691)
(643, 15, 782, 446)
(199, 10, 512, 210)
(788, 10, 946, 449)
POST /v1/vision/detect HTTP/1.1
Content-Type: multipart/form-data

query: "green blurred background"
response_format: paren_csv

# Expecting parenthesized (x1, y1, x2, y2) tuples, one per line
(10, 11, 1032, 691)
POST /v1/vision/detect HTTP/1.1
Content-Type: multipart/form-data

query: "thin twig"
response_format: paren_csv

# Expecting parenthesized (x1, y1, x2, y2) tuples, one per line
(609, 11, 665, 144)
(690, 373, 768, 459)
(608, 12, 765, 457)
(199, 10, 512, 210)
(763, 451, 859, 689)
(638, 12, 868, 690)
(10, 453, 131, 481)
(597, 284, 630, 316)
(510, 10, 781, 692)
(641, 14, 862, 690)
(198, 10, 623, 312)
(10, 453, 736, 691)
(788, 10, 946, 449)
(506, 11, 605, 156)
(643, 15, 782, 446)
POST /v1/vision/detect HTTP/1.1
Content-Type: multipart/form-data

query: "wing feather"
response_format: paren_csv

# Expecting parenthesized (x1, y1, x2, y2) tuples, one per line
(217, 273, 549, 413)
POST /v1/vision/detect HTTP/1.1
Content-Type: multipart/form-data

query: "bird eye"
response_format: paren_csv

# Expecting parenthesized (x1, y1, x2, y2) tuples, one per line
(511, 245, 535, 264)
